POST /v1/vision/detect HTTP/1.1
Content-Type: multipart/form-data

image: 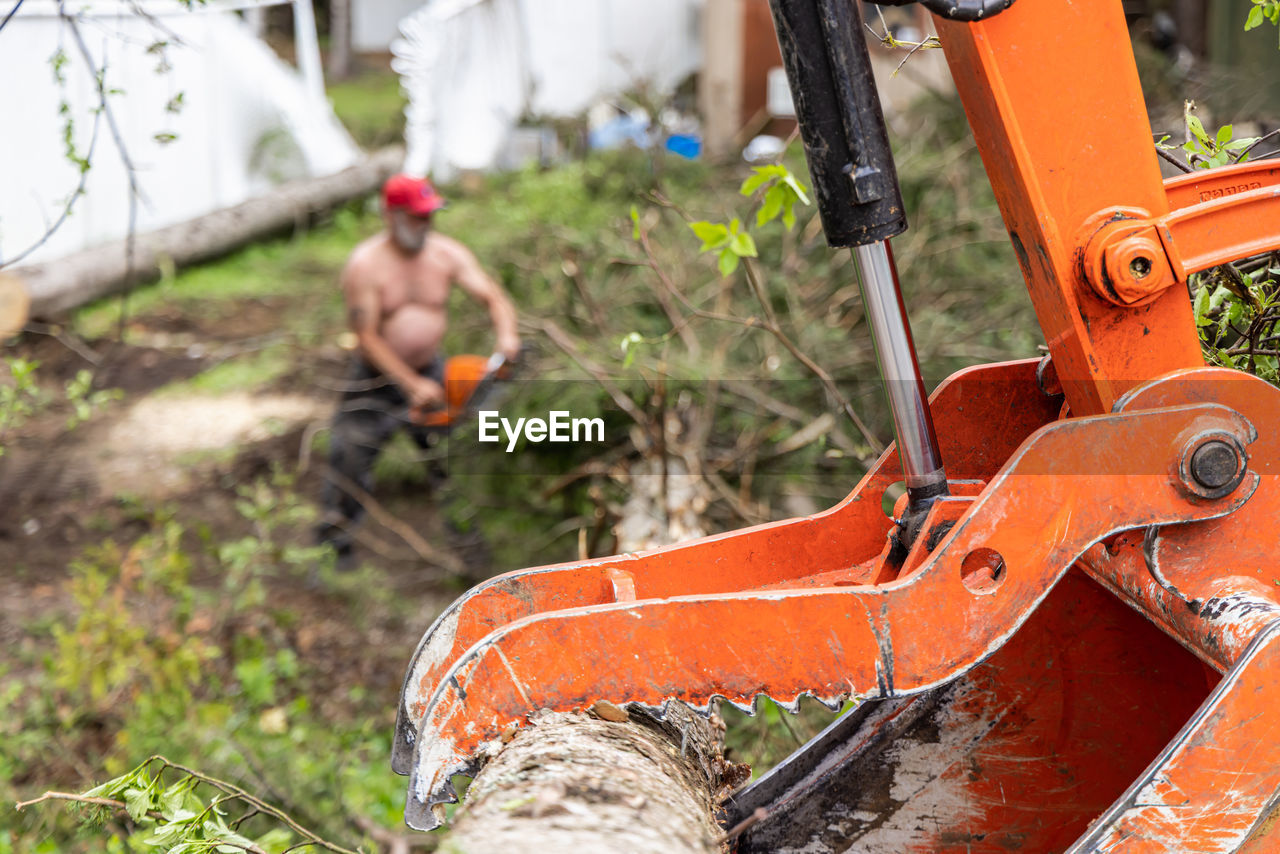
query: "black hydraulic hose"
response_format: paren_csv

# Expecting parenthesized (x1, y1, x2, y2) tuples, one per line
(869, 0, 1015, 22)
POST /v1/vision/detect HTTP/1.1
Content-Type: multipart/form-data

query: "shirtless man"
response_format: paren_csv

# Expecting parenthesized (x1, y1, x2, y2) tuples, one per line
(317, 174, 520, 563)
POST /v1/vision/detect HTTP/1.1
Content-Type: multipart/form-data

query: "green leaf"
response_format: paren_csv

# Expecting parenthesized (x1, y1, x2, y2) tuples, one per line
(1186, 114, 1208, 144)
(688, 221, 730, 252)
(629, 204, 640, 240)
(145, 821, 188, 846)
(730, 231, 758, 258)
(739, 164, 785, 196)
(1246, 4, 1265, 29)
(1227, 298, 1246, 325)
(1216, 124, 1234, 147)
(83, 773, 132, 800)
(756, 187, 784, 227)
(255, 828, 294, 854)
(717, 248, 741, 277)
(781, 173, 811, 205)
(160, 786, 187, 820)
(123, 787, 152, 824)
(739, 172, 771, 196)
(1225, 137, 1258, 151)
(1209, 285, 1232, 312)
(1193, 286, 1212, 325)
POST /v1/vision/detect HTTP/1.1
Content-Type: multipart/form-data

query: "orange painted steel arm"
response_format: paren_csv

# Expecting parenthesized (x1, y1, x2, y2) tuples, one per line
(403, 404, 1256, 828)
(1081, 162, 1280, 307)
(1164, 159, 1280, 211)
(935, 0, 1204, 415)
(1160, 172, 1280, 280)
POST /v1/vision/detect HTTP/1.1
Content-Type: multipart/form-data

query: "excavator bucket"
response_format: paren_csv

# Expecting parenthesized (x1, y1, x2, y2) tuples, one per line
(391, 0, 1280, 849)
(392, 362, 1280, 850)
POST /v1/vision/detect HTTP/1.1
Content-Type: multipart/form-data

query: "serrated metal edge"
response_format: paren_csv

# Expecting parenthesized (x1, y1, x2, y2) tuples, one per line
(404, 688, 854, 829)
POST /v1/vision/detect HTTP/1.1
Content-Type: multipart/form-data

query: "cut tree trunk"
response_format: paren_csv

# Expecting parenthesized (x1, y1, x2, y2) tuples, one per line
(12, 146, 404, 318)
(435, 456, 742, 853)
(0, 274, 30, 337)
(439, 706, 736, 854)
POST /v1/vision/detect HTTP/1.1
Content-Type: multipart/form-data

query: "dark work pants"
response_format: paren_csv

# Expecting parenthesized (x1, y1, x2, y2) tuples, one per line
(316, 357, 444, 552)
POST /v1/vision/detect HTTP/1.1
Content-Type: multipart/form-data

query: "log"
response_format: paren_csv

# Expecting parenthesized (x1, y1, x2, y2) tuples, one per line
(12, 146, 404, 318)
(440, 706, 741, 854)
(0, 274, 30, 337)
(436, 456, 744, 853)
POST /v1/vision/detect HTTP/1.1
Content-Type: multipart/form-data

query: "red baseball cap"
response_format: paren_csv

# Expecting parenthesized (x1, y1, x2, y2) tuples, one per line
(382, 174, 446, 216)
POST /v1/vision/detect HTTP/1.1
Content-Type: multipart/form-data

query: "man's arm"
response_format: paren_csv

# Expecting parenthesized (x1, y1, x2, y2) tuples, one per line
(342, 260, 444, 409)
(450, 242, 521, 361)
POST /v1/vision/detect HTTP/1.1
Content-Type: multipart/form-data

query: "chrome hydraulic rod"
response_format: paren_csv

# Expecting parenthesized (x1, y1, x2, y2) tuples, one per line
(767, 0, 949, 541)
(851, 240, 948, 510)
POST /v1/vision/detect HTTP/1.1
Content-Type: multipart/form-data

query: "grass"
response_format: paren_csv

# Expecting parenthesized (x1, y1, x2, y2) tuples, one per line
(327, 65, 407, 150)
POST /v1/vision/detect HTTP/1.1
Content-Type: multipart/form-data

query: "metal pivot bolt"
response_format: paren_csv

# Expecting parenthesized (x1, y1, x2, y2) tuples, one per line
(1181, 437, 1247, 499)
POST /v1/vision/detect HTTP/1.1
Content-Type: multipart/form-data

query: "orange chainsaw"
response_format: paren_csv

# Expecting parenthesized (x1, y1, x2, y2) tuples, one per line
(391, 0, 1280, 850)
(408, 352, 512, 431)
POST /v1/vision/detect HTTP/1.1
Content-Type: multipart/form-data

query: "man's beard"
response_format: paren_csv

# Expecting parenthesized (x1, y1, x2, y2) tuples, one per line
(392, 221, 429, 253)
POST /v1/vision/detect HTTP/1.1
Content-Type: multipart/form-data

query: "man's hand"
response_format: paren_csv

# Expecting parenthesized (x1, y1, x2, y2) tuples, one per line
(404, 375, 446, 410)
(497, 335, 522, 363)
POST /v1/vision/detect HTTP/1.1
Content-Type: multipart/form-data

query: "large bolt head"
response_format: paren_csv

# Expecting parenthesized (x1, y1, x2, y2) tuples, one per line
(1105, 235, 1174, 304)
(1179, 437, 1247, 500)
(1190, 440, 1241, 491)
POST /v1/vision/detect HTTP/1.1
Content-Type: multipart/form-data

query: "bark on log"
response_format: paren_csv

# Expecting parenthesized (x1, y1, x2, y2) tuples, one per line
(440, 706, 740, 854)
(436, 456, 743, 853)
(12, 145, 404, 318)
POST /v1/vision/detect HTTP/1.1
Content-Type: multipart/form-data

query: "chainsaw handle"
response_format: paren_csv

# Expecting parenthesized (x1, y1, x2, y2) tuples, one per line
(407, 353, 510, 426)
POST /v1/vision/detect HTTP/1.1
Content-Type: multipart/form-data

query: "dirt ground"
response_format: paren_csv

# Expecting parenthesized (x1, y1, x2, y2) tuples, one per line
(0, 297, 485, 718)
(4, 300, 483, 563)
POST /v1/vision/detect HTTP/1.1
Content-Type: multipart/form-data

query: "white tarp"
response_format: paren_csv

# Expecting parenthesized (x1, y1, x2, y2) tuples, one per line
(392, 0, 702, 179)
(0, 2, 360, 267)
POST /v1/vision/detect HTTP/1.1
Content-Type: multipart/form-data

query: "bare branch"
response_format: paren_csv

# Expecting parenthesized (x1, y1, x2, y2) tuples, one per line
(1155, 145, 1193, 174)
(0, 105, 102, 269)
(0, 0, 24, 36)
(313, 461, 468, 575)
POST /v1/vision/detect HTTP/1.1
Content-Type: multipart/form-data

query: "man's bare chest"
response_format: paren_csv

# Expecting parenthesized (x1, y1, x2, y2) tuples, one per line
(377, 257, 451, 314)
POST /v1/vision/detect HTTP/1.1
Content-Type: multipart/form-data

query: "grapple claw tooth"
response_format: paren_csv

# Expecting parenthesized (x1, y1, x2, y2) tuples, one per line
(404, 795, 445, 832)
(391, 717, 417, 776)
(773, 694, 803, 714)
(813, 692, 847, 712)
(688, 701, 714, 719)
(404, 722, 486, 831)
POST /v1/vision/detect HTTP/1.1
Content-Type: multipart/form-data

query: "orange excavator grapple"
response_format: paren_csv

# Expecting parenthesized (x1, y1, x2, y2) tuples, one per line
(392, 1, 1280, 850)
